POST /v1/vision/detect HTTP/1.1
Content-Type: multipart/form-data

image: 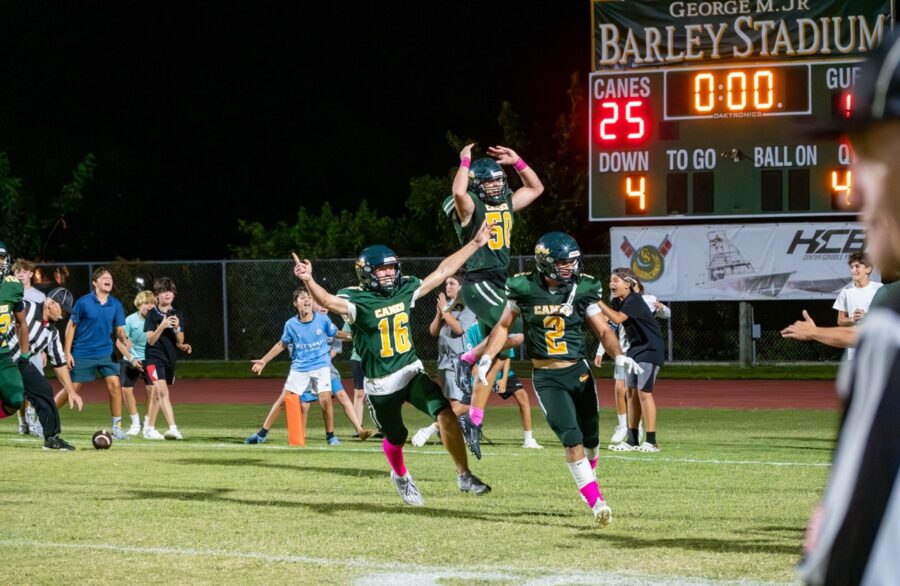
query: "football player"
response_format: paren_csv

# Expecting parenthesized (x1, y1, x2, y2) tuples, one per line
(0, 241, 31, 421)
(442, 143, 544, 457)
(474, 232, 642, 526)
(292, 219, 493, 507)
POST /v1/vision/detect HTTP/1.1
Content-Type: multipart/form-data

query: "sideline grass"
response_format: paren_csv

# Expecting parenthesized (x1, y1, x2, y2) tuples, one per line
(3, 405, 836, 584)
(129, 360, 839, 380)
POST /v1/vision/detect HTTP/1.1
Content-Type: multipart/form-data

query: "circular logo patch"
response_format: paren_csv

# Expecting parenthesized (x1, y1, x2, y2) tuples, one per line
(631, 245, 664, 283)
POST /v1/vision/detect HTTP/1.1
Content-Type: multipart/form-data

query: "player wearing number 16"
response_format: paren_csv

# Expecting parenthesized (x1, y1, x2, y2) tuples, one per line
(292, 220, 493, 507)
(474, 232, 642, 526)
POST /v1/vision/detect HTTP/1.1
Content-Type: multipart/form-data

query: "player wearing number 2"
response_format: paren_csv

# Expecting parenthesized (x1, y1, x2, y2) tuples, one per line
(292, 219, 493, 507)
(442, 143, 544, 457)
(474, 232, 642, 526)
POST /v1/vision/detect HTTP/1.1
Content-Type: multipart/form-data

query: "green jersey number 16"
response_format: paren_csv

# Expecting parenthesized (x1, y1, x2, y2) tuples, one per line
(378, 312, 412, 358)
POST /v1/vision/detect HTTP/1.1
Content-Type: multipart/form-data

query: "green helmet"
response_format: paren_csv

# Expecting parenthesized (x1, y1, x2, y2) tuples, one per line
(534, 232, 582, 284)
(468, 158, 511, 205)
(355, 244, 402, 295)
(0, 240, 9, 278)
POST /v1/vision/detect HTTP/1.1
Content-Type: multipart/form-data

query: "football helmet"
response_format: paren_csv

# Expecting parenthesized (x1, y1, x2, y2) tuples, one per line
(534, 232, 581, 284)
(468, 158, 511, 205)
(0, 240, 9, 279)
(356, 244, 402, 294)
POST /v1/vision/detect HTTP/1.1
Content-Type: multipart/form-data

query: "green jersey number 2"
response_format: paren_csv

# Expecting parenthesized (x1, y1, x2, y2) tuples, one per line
(377, 312, 411, 358)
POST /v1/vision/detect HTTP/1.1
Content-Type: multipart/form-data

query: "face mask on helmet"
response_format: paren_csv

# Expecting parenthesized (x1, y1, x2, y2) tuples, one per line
(356, 246, 403, 295)
(534, 233, 582, 285)
(469, 159, 510, 205)
(0, 242, 9, 279)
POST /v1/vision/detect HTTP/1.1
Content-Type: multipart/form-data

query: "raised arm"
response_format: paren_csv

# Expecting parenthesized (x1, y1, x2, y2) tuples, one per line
(451, 143, 476, 226)
(487, 146, 544, 212)
(417, 220, 491, 297)
(292, 253, 350, 315)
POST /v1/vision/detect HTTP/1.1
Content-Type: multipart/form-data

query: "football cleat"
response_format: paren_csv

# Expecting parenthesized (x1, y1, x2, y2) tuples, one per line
(244, 432, 267, 444)
(592, 499, 613, 527)
(390, 470, 424, 507)
(458, 415, 482, 460)
(457, 471, 491, 496)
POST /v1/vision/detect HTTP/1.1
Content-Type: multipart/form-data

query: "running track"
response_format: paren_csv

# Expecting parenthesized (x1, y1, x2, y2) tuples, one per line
(68, 378, 840, 410)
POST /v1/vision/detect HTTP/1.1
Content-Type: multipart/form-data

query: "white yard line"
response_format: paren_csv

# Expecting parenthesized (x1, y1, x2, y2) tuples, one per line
(0, 538, 795, 586)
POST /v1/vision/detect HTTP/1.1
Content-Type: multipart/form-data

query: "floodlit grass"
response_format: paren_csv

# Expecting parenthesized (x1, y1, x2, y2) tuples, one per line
(111, 360, 839, 381)
(2, 405, 837, 585)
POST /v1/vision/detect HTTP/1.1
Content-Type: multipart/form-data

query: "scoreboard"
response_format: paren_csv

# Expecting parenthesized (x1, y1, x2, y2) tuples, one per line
(589, 59, 859, 221)
(588, 0, 895, 222)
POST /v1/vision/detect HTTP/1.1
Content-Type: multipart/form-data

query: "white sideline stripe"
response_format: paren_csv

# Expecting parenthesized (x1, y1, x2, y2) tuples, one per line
(0, 539, 791, 586)
(0, 437, 830, 467)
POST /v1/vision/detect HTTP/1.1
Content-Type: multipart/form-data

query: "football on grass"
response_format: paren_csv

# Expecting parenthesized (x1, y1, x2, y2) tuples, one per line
(92, 430, 113, 450)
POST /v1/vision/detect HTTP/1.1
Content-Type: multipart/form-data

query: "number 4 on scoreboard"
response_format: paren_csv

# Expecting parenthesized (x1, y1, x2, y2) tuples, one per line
(624, 175, 648, 215)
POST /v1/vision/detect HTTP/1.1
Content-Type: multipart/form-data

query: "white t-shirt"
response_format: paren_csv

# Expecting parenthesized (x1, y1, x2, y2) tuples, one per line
(833, 281, 883, 324)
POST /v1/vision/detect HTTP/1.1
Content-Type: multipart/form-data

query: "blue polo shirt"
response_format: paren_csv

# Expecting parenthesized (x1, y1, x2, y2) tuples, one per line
(71, 291, 126, 359)
(282, 313, 337, 372)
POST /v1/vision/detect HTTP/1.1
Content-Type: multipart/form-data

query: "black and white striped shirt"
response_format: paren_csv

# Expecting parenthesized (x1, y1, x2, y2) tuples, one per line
(7, 300, 67, 368)
(799, 294, 900, 585)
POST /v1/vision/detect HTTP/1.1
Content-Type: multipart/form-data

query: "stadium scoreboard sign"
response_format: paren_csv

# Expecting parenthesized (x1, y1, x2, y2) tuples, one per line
(589, 0, 895, 221)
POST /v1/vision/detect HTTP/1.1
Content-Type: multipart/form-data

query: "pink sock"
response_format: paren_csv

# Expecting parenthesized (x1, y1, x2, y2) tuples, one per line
(469, 407, 484, 426)
(383, 439, 407, 476)
(460, 349, 477, 366)
(589, 457, 598, 471)
(579, 481, 602, 508)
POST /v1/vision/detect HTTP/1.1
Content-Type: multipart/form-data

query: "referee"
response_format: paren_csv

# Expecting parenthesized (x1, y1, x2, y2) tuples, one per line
(798, 33, 900, 585)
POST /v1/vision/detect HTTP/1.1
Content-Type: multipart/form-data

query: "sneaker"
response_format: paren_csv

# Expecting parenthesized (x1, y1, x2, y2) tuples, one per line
(457, 471, 491, 495)
(111, 427, 129, 440)
(610, 424, 628, 444)
(607, 442, 635, 452)
(125, 423, 141, 436)
(592, 499, 613, 527)
(327, 436, 341, 446)
(411, 425, 437, 447)
(522, 438, 544, 449)
(143, 427, 165, 440)
(26, 407, 43, 437)
(390, 470, 425, 507)
(458, 415, 482, 460)
(244, 432, 267, 444)
(43, 435, 76, 451)
(635, 442, 660, 453)
(357, 429, 373, 441)
(164, 427, 183, 440)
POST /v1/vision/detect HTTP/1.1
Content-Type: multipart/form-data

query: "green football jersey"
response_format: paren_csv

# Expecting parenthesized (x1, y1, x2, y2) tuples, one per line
(0, 275, 24, 353)
(337, 276, 422, 379)
(506, 271, 602, 361)
(442, 191, 513, 274)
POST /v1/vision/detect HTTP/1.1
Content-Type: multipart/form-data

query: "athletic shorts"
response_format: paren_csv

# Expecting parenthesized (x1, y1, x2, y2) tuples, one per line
(439, 366, 471, 404)
(625, 363, 661, 393)
(120, 361, 152, 387)
(493, 373, 523, 400)
(70, 356, 119, 383)
(145, 361, 176, 386)
(301, 375, 345, 403)
(366, 372, 450, 446)
(460, 280, 524, 335)
(532, 360, 599, 449)
(0, 352, 24, 413)
(613, 363, 626, 381)
(350, 359, 364, 390)
(285, 366, 332, 395)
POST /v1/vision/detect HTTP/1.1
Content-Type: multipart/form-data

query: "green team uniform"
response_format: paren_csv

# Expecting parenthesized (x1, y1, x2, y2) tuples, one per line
(443, 192, 522, 333)
(337, 276, 450, 444)
(0, 275, 25, 413)
(506, 271, 602, 449)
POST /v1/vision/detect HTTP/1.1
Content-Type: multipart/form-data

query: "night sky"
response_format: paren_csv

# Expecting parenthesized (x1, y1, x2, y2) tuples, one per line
(0, 1, 588, 259)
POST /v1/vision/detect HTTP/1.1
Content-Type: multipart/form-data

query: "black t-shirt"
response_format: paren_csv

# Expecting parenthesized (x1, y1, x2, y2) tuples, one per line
(615, 293, 664, 366)
(144, 306, 184, 366)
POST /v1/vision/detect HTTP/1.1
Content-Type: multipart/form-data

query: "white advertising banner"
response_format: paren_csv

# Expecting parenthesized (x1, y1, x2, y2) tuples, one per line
(610, 223, 868, 301)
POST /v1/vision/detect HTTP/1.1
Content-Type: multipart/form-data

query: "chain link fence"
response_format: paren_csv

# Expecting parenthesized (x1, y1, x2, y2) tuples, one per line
(31, 256, 841, 364)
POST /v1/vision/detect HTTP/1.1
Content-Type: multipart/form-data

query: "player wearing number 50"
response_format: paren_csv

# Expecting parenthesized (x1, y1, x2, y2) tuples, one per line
(474, 232, 642, 526)
(442, 143, 544, 457)
(292, 220, 493, 507)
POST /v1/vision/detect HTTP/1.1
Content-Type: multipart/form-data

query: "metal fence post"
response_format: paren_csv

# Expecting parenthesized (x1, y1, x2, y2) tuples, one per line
(667, 308, 673, 362)
(87, 263, 94, 289)
(222, 261, 229, 361)
(518, 255, 524, 272)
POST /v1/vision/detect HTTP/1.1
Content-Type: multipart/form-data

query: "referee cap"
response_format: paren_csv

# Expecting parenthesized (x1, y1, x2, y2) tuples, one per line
(47, 287, 74, 313)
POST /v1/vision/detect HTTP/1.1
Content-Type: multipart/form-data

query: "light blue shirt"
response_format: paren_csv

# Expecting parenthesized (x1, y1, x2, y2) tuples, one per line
(465, 321, 514, 380)
(282, 313, 338, 372)
(124, 312, 148, 361)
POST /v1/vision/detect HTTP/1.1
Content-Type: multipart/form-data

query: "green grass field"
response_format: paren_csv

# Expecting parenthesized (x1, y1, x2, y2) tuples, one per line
(2, 404, 837, 585)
